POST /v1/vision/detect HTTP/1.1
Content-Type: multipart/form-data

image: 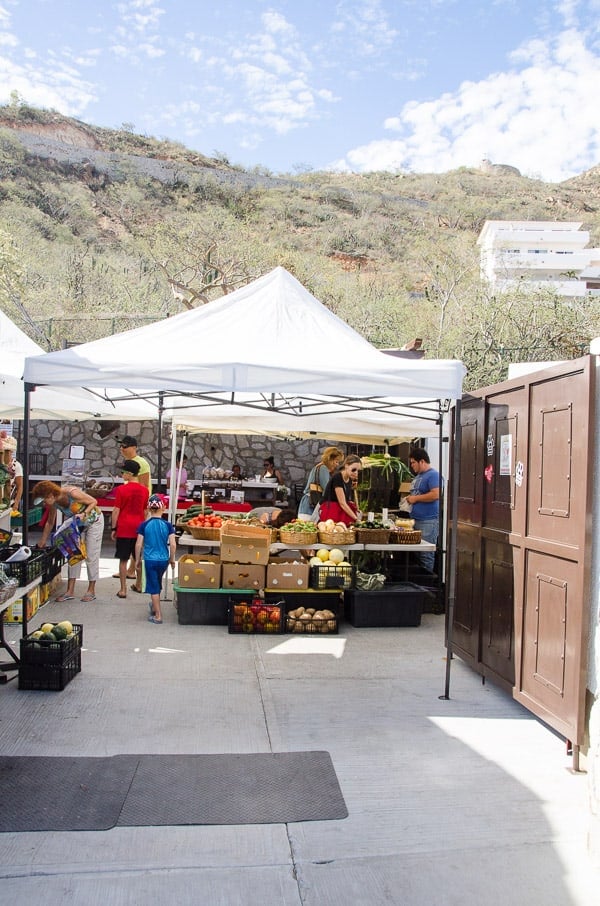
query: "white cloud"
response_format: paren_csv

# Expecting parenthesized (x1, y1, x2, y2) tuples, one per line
(116, 0, 165, 33)
(333, 25, 600, 181)
(177, 9, 336, 141)
(0, 31, 17, 47)
(330, 0, 398, 56)
(0, 56, 97, 113)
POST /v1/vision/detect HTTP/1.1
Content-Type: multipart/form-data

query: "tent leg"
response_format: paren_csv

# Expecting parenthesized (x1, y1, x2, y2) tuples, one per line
(440, 398, 461, 700)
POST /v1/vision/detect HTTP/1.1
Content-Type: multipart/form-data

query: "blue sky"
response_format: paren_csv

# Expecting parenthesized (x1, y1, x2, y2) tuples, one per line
(1, 0, 599, 181)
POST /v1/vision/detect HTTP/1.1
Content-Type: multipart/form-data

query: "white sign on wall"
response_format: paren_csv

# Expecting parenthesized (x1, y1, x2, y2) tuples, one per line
(499, 435, 512, 476)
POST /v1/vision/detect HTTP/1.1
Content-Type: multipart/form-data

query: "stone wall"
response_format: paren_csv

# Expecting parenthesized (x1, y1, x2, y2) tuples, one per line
(16, 419, 340, 496)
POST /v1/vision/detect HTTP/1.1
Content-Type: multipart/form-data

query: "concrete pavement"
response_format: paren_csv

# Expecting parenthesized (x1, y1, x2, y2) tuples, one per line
(0, 550, 598, 905)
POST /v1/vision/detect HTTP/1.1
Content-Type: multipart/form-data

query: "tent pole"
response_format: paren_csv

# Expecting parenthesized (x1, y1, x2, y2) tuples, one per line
(441, 397, 461, 700)
(168, 426, 178, 527)
(21, 384, 33, 551)
(437, 411, 444, 612)
(156, 391, 165, 494)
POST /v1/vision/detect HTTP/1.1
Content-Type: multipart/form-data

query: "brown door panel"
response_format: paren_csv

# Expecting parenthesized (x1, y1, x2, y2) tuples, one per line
(517, 550, 582, 727)
(458, 397, 485, 524)
(451, 528, 481, 666)
(481, 539, 515, 684)
(452, 356, 592, 747)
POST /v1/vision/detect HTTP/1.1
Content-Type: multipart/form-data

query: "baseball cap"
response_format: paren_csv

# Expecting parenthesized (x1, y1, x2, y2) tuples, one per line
(119, 459, 140, 475)
(148, 494, 164, 509)
(119, 435, 138, 448)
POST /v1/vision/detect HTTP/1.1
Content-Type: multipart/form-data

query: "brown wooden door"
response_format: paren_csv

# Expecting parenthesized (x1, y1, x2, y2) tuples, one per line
(451, 357, 593, 745)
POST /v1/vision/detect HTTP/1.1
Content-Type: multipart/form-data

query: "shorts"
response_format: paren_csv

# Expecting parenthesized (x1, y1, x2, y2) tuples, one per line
(144, 559, 169, 595)
(114, 537, 137, 561)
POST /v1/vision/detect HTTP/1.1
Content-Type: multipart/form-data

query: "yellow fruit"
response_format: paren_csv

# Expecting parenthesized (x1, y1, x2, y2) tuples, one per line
(41, 622, 54, 634)
(329, 549, 344, 564)
(317, 548, 330, 562)
(57, 620, 73, 634)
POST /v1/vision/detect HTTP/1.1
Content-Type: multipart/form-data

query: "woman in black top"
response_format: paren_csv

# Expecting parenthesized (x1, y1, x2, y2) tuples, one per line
(319, 454, 362, 526)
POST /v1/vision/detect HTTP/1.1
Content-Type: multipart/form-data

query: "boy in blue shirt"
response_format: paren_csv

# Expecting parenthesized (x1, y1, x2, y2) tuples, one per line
(135, 494, 176, 624)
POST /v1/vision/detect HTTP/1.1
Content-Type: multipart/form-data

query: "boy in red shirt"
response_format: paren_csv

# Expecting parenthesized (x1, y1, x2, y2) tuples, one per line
(111, 460, 149, 598)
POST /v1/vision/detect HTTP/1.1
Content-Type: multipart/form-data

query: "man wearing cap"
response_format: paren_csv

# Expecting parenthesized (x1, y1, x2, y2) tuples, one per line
(118, 436, 152, 588)
(118, 436, 152, 491)
(111, 460, 149, 598)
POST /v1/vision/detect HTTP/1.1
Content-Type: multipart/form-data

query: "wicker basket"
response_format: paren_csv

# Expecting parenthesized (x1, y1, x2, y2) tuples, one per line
(318, 529, 356, 545)
(188, 526, 221, 541)
(84, 470, 115, 498)
(176, 521, 192, 534)
(355, 528, 391, 544)
(389, 529, 422, 544)
(278, 529, 319, 545)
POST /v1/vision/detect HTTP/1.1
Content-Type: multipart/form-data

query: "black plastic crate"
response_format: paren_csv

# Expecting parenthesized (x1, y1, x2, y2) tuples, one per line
(0, 546, 45, 585)
(310, 564, 354, 590)
(285, 609, 339, 634)
(20, 623, 83, 666)
(344, 583, 424, 627)
(18, 646, 81, 691)
(175, 587, 251, 625)
(228, 597, 284, 634)
(41, 549, 65, 584)
(265, 590, 341, 634)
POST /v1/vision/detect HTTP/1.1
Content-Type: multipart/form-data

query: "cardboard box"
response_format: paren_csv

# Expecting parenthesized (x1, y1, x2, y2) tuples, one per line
(266, 559, 310, 589)
(177, 554, 221, 589)
(3, 586, 39, 624)
(220, 523, 271, 565)
(221, 563, 266, 590)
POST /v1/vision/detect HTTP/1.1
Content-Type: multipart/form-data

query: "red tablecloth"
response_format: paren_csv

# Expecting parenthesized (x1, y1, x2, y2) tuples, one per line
(97, 495, 251, 513)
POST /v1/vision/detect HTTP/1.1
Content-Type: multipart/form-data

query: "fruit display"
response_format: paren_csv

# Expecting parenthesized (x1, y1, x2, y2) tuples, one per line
(286, 606, 337, 634)
(229, 600, 282, 633)
(309, 547, 354, 589)
(29, 619, 75, 643)
(186, 513, 223, 529)
(278, 519, 319, 544)
(177, 505, 213, 527)
(309, 548, 350, 568)
(317, 519, 351, 534)
(20, 620, 83, 667)
(279, 520, 318, 534)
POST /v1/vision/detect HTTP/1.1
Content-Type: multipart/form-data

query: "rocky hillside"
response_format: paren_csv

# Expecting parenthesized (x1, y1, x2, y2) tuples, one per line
(1, 103, 599, 389)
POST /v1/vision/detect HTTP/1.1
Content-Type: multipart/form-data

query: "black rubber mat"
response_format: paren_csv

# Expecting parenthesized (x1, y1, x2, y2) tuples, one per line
(0, 754, 138, 832)
(0, 751, 347, 831)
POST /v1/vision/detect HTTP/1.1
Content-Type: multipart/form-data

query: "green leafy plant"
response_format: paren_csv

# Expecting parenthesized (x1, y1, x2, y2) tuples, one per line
(360, 453, 412, 483)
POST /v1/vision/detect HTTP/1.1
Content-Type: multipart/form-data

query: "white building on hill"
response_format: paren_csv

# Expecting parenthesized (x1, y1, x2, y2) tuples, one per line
(478, 220, 600, 297)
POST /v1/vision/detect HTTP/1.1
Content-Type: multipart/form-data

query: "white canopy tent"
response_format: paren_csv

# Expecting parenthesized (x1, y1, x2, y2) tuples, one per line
(23, 266, 464, 421)
(22, 266, 465, 506)
(21, 266, 466, 695)
(1, 309, 157, 421)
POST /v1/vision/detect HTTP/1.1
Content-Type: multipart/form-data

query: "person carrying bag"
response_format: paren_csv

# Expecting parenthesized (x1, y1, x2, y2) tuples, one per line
(297, 446, 344, 518)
